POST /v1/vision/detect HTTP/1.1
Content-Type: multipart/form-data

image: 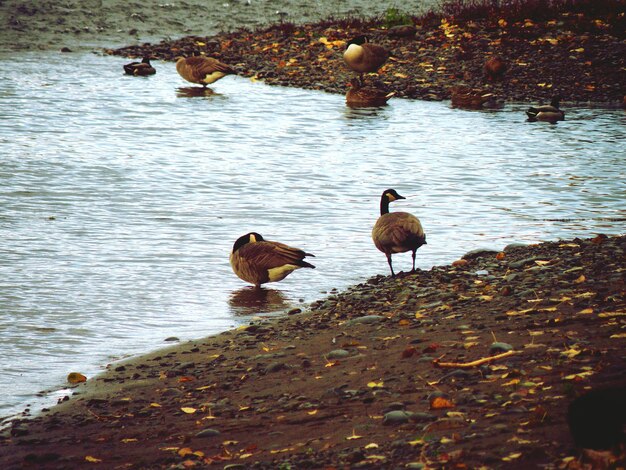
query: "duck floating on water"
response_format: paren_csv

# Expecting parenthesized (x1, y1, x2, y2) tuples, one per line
(346, 78, 395, 107)
(526, 97, 565, 123)
(450, 86, 493, 109)
(123, 57, 156, 76)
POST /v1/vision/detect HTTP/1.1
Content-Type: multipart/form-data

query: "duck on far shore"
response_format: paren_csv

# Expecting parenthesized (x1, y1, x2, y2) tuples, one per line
(176, 56, 236, 87)
(483, 55, 507, 81)
(343, 35, 390, 85)
(123, 56, 156, 76)
(346, 78, 395, 107)
(526, 97, 565, 123)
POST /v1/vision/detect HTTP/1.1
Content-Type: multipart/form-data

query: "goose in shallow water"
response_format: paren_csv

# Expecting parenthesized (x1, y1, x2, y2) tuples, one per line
(123, 57, 156, 76)
(372, 189, 426, 277)
(176, 56, 235, 87)
(230, 232, 315, 287)
(526, 97, 565, 123)
(343, 35, 390, 84)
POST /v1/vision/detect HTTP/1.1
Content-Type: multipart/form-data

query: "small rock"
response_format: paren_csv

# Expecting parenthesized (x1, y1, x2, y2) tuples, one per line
(326, 349, 351, 359)
(196, 428, 221, 438)
(345, 315, 386, 325)
(490, 342, 514, 353)
(383, 410, 412, 426)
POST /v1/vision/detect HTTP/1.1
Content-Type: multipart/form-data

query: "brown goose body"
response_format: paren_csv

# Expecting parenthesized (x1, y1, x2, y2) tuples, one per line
(346, 78, 395, 107)
(123, 57, 156, 76)
(343, 36, 389, 79)
(372, 189, 426, 277)
(176, 56, 235, 87)
(230, 232, 315, 287)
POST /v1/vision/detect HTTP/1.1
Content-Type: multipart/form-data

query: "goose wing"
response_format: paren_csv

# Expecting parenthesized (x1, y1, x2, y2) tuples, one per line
(239, 241, 314, 270)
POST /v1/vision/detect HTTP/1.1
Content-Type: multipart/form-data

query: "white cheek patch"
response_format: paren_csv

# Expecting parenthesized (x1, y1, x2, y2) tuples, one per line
(267, 264, 299, 282)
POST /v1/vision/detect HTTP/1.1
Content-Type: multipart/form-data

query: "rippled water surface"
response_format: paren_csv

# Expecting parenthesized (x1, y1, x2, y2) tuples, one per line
(0, 51, 624, 420)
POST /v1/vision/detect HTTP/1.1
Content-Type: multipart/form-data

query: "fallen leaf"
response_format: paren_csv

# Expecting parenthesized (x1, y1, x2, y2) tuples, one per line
(430, 397, 455, 409)
(85, 456, 102, 463)
(181, 407, 197, 414)
(346, 430, 363, 440)
(67, 372, 87, 384)
(121, 438, 138, 443)
(502, 452, 523, 461)
(367, 381, 384, 388)
(573, 275, 586, 284)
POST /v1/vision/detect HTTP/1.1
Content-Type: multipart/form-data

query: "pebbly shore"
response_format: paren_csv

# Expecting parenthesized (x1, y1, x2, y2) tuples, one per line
(1, 235, 624, 469)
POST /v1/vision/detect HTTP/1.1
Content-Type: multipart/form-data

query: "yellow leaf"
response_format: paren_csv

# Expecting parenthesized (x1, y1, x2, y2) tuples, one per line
(578, 308, 594, 315)
(408, 438, 425, 446)
(503, 452, 523, 461)
(534, 260, 551, 266)
(610, 333, 626, 339)
(440, 437, 454, 444)
(561, 348, 581, 358)
(364, 443, 379, 449)
(178, 448, 193, 457)
(181, 407, 197, 414)
(367, 381, 384, 388)
(573, 275, 586, 284)
(85, 456, 102, 463)
(571, 47, 585, 53)
(240, 453, 253, 459)
(150, 403, 162, 408)
(346, 429, 363, 440)
(307, 409, 318, 415)
(564, 371, 595, 380)
(121, 438, 138, 443)
(394, 72, 408, 78)
(502, 378, 520, 387)
(195, 41, 206, 46)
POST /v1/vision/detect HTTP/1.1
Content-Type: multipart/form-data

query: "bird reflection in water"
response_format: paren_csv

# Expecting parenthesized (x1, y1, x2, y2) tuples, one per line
(228, 287, 290, 316)
(176, 87, 218, 98)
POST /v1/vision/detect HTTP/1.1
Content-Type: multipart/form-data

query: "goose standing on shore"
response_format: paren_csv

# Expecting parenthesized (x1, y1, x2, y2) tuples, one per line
(230, 232, 315, 288)
(526, 97, 565, 123)
(343, 35, 390, 85)
(176, 56, 235, 87)
(123, 56, 156, 76)
(372, 189, 426, 277)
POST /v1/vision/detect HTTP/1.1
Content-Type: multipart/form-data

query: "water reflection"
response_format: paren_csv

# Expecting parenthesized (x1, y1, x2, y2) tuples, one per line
(176, 86, 218, 98)
(228, 287, 290, 315)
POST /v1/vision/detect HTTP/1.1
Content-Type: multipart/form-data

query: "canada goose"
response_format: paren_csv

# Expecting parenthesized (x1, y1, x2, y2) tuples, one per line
(483, 56, 507, 81)
(230, 232, 315, 287)
(346, 78, 395, 107)
(176, 56, 235, 87)
(123, 57, 156, 76)
(372, 189, 426, 277)
(450, 86, 493, 109)
(343, 35, 390, 84)
(526, 97, 565, 123)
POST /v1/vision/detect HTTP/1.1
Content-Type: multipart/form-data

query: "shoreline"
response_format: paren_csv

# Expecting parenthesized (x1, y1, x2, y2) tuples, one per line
(1, 234, 624, 469)
(107, 7, 626, 105)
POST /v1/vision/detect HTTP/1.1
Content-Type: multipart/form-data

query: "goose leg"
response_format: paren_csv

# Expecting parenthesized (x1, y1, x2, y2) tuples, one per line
(411, 249, 417, 272)
(386, 254, 395, 277)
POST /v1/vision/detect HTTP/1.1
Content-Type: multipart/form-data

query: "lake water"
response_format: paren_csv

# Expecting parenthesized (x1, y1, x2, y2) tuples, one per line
(0, 50, 624, 422)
